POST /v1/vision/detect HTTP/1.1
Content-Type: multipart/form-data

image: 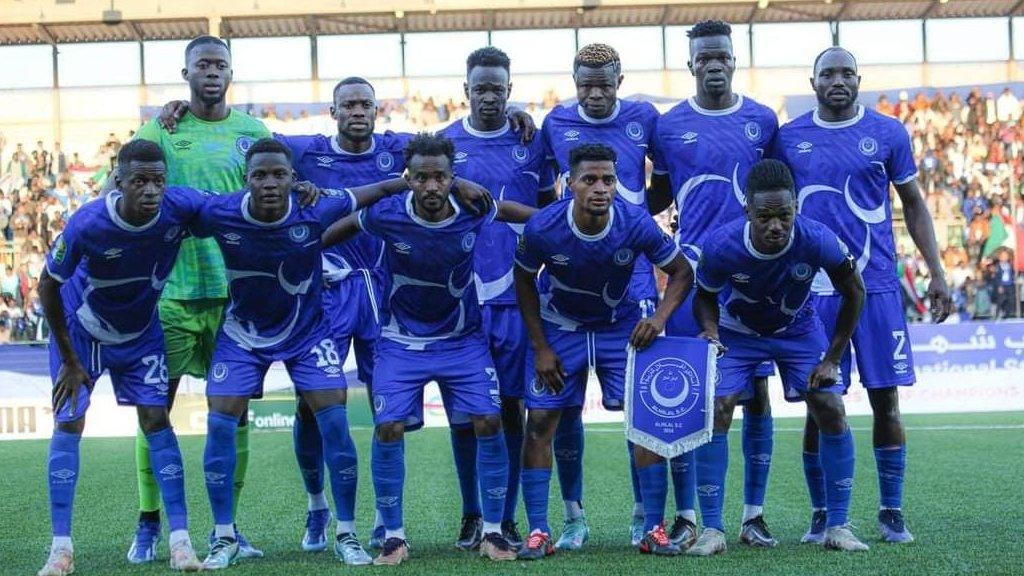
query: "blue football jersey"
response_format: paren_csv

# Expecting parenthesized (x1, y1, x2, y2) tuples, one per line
(542, 99, 661, 301)
(46, 188, 206, 344)
(696, 215, 853, 337)
(773, 106, 917, 294)
(358, 192, 497, 350)
(515, 197, 679, 331)
(278, 132, 410, 282)
(652, 95, 778, 250)
(190, 190, 356, 353)
(441, 117, 555, 305)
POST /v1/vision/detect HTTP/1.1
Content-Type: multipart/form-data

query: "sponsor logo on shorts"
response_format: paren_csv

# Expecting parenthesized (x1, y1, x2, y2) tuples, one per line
(894, 361, 909, 374)
(626, 121, 644, 141)
(637, 357, 702, 419)
(614, 248, 634, 266)
(211, 363, 228, 382)
(530, 377, 548, 396)
(744, 121, 761, 141)
(324, 365, 342, 376)
(373, 395, 386, 414)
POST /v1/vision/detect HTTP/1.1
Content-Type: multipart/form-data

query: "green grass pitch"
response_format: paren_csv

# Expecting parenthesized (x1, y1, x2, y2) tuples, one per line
(5, 411, 1022, 575)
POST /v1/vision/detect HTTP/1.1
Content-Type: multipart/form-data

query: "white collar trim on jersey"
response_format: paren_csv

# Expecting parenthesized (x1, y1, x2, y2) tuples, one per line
(106, 191, 160, 233)
(576, 100, 622, 125)
(812, 105, 865, 129)
(462, 116, 510, 139)
(241, 192, 293, 227)
(330, 134, 377, 156)
(687, 94, 744, 116)
(406, 191, 460, 228)
(743, 221, 794, 260)
(567, 199, 614, 242)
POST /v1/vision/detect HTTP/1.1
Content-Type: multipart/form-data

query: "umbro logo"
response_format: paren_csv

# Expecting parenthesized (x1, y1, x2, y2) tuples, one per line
(205, 472, 227, 485)
(751, 453, 771, 465)
(222, 232, 242, 245)
(172, 140, 192, 151)
(563, 129, 580, 141)
(731, 273, 750, 283)
(454, 151, 469, 164)
(834, 477, 854, 490)
(551, 254, 570, 265)
(339, 465, 358, 480)
(159, 464, 183, 477)
(697, 484, 720, 497)
(377, 496, 399, 508)
(486, 487, 508, 498)
(797, 141, 813, 154)
(50, 468, 76, 482)
(104, 248, 123, 259)
(681, 131, 698, 144)
(324, 366, 342, 376)
(315, 156, 334, 167)
(554, 449, 578, 459)
(394, 242, 412, 254)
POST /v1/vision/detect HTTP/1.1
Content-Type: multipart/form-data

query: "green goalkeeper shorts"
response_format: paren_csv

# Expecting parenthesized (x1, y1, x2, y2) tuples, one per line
(159, 298, 226, 380)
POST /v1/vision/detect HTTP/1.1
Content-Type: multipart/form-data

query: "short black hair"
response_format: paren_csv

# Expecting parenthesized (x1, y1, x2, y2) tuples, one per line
(745, 159, 795, 202)
(332, 76, 375, 102)
(117, 139, 165, 168)
(185, 36, 229, 64)
(245, 137, 292, 165)
(687, 19, 732, 40)
(812, 46, 857, 74)
(466, 46, 511, 75)
(569, 143, 617, 175)
(403, 132, 455, 166)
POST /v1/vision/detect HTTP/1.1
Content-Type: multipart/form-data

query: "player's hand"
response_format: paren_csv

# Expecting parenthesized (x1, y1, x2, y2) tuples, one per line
(293, 181, 321, 206)
(507, 108, 537, 144)
(52, 361, 90, 418)
(629, 317, 664, 351)
(927, 276, 953, 324)
(534, 346, 566, 394)
(451, 177, 494, 216)
(698, 331, 727, 357)
(158, 100, 191, 133)
(808, 358, 840, 389)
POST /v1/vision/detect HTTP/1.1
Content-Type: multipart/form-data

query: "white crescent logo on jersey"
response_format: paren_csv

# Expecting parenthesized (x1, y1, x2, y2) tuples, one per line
(211, 363, 228, 382)
(461, 232, 476, 252)
(744, 121, 761, 141)
(614, 248, 634, 266)
(791, 263, 813, 282)
(512, 145, 529, 163)
(376, 152, 395, 172)
(164, 226, 180, 242)
(289, 225, 310, 243)
(858, 137, 878, 156)
(626, 122, 644, 141)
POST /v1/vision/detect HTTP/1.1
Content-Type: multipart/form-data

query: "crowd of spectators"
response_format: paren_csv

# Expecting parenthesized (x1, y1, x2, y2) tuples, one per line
(0, 135, 110, 342)
(877, 87, 1024, 322)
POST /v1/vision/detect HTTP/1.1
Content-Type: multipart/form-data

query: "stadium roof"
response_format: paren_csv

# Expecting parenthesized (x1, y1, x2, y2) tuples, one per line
(2, 0, 1024, 46)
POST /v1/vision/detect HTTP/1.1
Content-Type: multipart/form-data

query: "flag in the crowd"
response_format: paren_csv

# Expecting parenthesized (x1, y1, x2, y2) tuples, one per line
(1015, 223, 1024, 272)
(625, 336, 715, 459)
(983, 211, 1017, 258)
(898, 257, 926, 315)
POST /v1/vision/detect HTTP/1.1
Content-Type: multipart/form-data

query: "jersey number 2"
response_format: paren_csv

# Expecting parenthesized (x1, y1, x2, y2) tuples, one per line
(891, 330, 908, 361)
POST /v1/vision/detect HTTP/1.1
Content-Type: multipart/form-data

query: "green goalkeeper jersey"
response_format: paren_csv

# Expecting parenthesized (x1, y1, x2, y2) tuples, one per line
(135, 109, 271, 300)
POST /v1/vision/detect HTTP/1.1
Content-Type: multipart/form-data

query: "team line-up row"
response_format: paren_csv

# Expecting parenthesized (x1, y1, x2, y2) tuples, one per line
(35, 20, 953, 575)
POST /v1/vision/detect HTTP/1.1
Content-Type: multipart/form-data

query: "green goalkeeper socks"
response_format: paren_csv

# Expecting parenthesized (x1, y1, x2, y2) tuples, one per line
(233, 423, 250, 517)
(136, 428, 161, 513)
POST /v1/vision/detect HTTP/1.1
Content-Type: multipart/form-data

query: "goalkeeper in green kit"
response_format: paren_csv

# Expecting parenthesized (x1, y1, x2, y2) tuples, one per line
(128, 35, 270, 563)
